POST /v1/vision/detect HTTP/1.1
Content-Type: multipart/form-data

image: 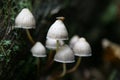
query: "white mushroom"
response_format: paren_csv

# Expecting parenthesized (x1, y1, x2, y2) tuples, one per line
(15, 8, 36, 44)
(46, 18, 68, 40)
(15, 8, 35, 29)
(54, 45, 75, 63)
(54, 45, 75, 78)
(73, 37, 92, 57)
(31, 42, 46, 57)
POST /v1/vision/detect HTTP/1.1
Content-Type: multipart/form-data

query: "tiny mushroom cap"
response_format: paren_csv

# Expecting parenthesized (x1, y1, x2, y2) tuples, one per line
(46, 18, 68, 40)
(54, 45, 75, 63)
(46, 39, 64, 50)
(69, 35, 79, 48)
(73, 37, 92, 57)
(31, 42, 46, 57)
(15, 8, 35, 29)
(102, 39, 111, 49)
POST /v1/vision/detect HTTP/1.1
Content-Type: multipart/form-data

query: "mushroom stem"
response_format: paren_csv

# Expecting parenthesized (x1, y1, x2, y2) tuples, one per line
(37, 57, 40, 79)
(56, 40, 59, 52)
(67, 57, 81, 73)
(48, 50, 53, 63)
(25, 29, 35, 44)
(45, 50, 54, 70)
(58, 63, 66, 77)
(49, 63, 66, 80)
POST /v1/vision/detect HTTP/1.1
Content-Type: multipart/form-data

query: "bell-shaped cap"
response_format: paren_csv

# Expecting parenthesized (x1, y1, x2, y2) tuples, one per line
(54, 45, 75, 63)
(31, 42, 46, 57)
(73, 37, 92, 57)
(46, 19, 68, 40)
(15, 8, 35, 29)
(69, 35, 79, 48)
(46, 39, 64, 50)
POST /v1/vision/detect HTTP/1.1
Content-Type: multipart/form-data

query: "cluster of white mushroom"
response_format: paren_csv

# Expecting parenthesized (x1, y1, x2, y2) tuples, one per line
(31, 18, 92, 63)
(15, 8, 92, 77)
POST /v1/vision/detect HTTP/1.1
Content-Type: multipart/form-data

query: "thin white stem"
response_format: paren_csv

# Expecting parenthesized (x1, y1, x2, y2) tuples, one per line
(25, 29, 35, 44)
(67, 57, 81, 73)
(59, 63, 66, 77)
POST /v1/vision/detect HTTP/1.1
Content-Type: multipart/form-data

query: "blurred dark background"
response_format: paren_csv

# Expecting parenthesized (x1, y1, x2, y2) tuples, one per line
(0, 0, 120, 80)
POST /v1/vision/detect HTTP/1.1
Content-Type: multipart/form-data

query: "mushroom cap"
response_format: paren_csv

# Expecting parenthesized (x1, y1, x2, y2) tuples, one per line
(54, 45, 75, 63)
(73, 37, 92, 57)
(102, 39, 111, 49)
(31, 42, 46, 57)
(15, 8, 35, 29)
(69, 35, 79, 48)
(46, 19, 68, 40)
(46, 39, 64, 50)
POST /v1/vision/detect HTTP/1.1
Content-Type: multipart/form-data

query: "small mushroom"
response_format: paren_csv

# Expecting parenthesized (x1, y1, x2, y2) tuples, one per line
(67, 37, 92, 73)
(54, 45, 75, 78)
(15, 8, 35, 29)
(15, 8, 36, 44)
(54, 45, 75, 63)
(31, 42, 46, 57)
(31, 42, 46, 78)
(73, 37, 92, 57)
(46, 17, 68, 40)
